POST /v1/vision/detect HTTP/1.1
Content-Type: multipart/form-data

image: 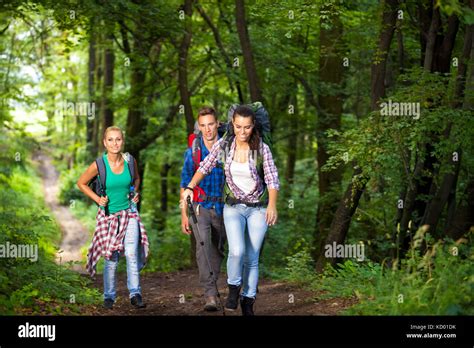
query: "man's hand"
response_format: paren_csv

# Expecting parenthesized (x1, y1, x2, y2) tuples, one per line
(181, 213, 192, 235)
(181, 188, 193, 205)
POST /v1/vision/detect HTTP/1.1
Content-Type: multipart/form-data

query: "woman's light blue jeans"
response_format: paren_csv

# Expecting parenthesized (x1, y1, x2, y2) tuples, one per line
(223, 203, 268, 298)
(103, 218, 141, 301)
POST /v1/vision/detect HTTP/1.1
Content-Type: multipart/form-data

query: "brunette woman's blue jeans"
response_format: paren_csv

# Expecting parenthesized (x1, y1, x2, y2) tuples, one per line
(103, 218, 141, 301)
(223, 203, 268, 298)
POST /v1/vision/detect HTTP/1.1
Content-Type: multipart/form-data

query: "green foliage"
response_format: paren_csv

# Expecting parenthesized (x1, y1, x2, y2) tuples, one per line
(0, 131, 100, 314)
(58, 164, 90, 206)
(142, 210, 191, 273)
(285, 246, 315, 284)
(284, 227, 474, 315)
(2, 0, 473, 317)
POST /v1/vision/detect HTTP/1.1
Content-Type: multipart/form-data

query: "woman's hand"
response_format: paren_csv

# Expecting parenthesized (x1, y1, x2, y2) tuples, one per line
(132, 192, 140, 204)
(97, 195, 109, 207)
(265, 204, 278, 226)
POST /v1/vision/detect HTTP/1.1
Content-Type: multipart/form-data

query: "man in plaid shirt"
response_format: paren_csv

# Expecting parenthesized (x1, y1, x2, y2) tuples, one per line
(180, 106, 226, 312)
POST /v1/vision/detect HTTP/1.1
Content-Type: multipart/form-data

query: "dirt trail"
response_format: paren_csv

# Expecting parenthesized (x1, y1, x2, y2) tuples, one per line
(85, 268, 357, 316)
(34, 150, 357, 315)
(35, 151, 89, 273)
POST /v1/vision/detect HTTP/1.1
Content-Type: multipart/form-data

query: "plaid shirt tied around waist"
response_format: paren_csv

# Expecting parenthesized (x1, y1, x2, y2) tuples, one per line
(86, 208, 149, 277)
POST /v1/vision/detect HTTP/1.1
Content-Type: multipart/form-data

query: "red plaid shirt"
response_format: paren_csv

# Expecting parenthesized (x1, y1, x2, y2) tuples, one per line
(86, 208, 149, 277)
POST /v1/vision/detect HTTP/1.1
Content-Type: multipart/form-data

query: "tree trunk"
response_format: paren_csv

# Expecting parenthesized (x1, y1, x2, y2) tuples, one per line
(313, 2, 345, 264)
(421, 10, 473, 235)
(102, 34, 115, 130)
(126, 64, 147, 179)
(179, 0, 194, 134)
(316, 167, 369, 272)
(445, 179, 474, 240)
(235, 0, 264, 103)
(93, 32, 103, 155)
(370, 0, 399, 110)
(87, 32, 97, 161)
(315, 0, 398, 270)
(178, 0, 197, 268)
(423, 5, 440, 71)
(398, 3, 460, 252)
(419, 0, 433, 66)
(285, 91, 298, 190)
(432, 13, 459, 73)
(396, 18, 405, 73)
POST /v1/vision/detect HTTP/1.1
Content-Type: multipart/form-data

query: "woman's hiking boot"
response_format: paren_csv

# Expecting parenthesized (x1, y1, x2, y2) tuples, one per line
(240, 296, 255, 316)
(225, 284, 241, 310)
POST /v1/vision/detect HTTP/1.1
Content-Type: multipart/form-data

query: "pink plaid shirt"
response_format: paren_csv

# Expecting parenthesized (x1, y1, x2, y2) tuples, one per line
(198, 137, 280, 203)
(86, 208, 149, 277)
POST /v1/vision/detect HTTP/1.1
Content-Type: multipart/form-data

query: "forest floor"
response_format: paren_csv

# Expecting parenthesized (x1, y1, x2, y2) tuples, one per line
(35, 152, 357, 316)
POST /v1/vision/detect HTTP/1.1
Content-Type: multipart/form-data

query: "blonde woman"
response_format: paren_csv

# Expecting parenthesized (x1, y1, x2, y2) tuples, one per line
(77, 126, 149, 309)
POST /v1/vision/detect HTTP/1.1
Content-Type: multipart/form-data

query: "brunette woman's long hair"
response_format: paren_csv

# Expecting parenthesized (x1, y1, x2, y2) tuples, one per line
(232, 105, 260, 158)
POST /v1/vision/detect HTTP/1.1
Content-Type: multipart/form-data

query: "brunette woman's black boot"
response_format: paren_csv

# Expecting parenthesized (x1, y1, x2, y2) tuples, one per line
(240, 296, 255, 316)
(225, 284, 241, 310)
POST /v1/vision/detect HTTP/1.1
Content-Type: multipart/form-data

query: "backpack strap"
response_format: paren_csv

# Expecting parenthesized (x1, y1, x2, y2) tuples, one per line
(95, 157, 107, 195)
(124, 152, 136, 185)
(191, 133, 202, 171)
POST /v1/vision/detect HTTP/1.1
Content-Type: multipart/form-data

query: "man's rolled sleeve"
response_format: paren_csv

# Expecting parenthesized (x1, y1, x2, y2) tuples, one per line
(180, 149, 194, 188)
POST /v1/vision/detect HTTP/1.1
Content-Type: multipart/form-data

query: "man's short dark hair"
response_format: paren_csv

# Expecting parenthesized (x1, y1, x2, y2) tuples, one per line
(197, 106, 217, 121)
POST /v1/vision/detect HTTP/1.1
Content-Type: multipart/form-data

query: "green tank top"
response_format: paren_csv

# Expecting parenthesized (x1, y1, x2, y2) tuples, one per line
(103, 153, 132, 214)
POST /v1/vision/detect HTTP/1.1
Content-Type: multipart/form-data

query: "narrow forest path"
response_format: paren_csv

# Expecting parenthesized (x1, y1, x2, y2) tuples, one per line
(35, 151, 89, 273)
(35, 150, 357, 315)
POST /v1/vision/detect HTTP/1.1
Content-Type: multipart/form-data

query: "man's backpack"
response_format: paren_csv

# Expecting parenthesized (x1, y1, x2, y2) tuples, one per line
(88, 152, 136, 204)
(187, 122, 226, 202)
(186, 102, 272, 203)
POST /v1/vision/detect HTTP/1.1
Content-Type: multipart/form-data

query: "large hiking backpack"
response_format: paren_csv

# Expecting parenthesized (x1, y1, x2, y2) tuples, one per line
(220, 101, 272, 204)
(186, 102, 272, 204)
(88, 152, 136, 207)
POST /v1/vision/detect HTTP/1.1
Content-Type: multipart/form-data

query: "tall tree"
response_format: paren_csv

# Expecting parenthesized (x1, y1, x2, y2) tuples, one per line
(102, 34, 115, 130)
(178, 0, 197, 267)
(87, 29, 97, 161)
(235, 0, 264, 103)
(422, 0, 473, 235)
(313, 1, 344, 266)
(399, 1, 460, 251)
(316, 0, 399, 271)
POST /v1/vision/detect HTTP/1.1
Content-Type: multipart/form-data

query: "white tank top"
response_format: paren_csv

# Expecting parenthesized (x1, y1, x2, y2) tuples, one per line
(230, 160, 257, 195)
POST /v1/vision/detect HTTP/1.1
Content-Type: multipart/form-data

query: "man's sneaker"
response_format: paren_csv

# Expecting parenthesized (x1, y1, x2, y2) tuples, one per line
(130, 294, 146, 308)
(225, 284, 241, 311)
(204, 296, 218, 312)
(103, 299, 114, 309)
(240, 296, 255, 316)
